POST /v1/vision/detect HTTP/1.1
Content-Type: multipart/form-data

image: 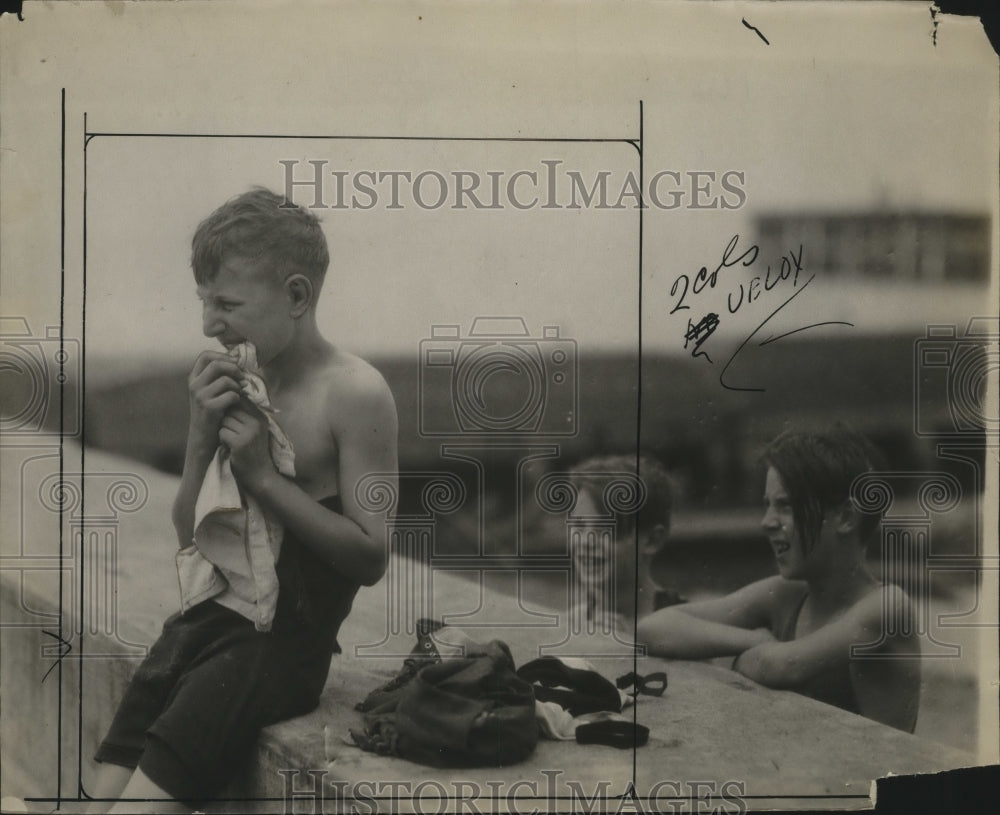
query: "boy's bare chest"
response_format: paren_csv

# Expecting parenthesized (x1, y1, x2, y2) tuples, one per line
(795, 597, 846, 638)
(270, 388, 340, 497)
(795, 604, 820, 638)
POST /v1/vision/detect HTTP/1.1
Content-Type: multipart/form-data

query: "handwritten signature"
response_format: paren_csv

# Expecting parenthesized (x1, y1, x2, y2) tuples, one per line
(669, 234, 853, 391)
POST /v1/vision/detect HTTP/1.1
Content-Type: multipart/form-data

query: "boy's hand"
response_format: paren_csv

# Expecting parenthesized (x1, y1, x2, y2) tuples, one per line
(219, 400, 276, 494)
(187, 351, 243, 449)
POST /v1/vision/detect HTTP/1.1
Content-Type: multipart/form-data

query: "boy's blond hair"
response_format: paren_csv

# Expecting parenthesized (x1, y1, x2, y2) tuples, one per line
(191, 187, 329, 288)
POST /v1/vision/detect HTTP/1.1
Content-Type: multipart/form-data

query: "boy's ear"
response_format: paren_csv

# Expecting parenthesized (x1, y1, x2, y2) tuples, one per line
(284, 273, 314, 318)
(833, 500, 859, 536)
(640, 523, 669, 556)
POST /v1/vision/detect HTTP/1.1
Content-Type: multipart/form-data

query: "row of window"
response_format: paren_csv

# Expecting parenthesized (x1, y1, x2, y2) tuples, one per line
(755, 213, 990, 283)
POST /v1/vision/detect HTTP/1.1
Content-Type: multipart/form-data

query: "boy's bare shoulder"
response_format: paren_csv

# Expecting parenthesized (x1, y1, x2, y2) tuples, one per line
(739, 574, 800, 607)
(319, 349, 397, 428)
(851, 582, 910, 626)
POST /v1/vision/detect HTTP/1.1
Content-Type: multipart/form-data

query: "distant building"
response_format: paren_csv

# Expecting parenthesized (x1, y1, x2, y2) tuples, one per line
(755, 212, 990, 284)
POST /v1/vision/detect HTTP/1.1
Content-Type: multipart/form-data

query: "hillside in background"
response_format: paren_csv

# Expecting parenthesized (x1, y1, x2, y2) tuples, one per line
(83, 334, 974, 483)
(73, 334, 985, 598)
(0, 327, 983, 610)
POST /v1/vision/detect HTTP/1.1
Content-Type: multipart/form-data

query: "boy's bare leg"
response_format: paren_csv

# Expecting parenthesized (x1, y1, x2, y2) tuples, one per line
(102, 769, 187, 815)
(85, 764, 132, 813)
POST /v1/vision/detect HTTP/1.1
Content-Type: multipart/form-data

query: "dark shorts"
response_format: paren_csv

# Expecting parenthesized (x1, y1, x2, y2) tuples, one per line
(95, 600, 336, 805)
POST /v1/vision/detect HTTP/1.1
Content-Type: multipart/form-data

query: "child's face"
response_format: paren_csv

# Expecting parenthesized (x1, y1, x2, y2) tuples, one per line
(197, 254, 294, 366)
(570, 489, 641, 613)
(761, 467, 809, 580)
(762, 467, 856, 583)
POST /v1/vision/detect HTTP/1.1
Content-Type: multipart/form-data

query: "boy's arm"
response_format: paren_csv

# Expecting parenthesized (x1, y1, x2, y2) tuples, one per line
(171, 351, 244, 547)
(733, 585, 919, 729)
(636, 577, 781, 660)
(223, 370, 398, 587)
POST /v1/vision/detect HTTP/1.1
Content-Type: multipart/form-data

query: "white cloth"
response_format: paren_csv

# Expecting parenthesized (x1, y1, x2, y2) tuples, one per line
(175, 343, 295, 631)
(533, 703, 634, 741)
(527, 657, 634, 741)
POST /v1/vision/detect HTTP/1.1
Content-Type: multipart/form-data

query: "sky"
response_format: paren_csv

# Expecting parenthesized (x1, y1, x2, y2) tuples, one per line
(1, 0, 998, 763)
(1, 1, 996, 376)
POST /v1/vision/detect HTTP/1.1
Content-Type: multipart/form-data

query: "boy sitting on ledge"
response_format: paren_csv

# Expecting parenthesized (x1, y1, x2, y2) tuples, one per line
(89, 188, 398, 813)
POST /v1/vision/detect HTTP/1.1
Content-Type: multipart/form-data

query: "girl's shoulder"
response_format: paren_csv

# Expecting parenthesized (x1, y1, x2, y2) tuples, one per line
(730, 575, 808, 634)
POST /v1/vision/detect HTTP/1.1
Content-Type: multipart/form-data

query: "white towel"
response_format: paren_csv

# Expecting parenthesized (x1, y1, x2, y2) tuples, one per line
(175, 342, 295, 631)
(530, 657, 634, 741)
(533, 703, 634, 741)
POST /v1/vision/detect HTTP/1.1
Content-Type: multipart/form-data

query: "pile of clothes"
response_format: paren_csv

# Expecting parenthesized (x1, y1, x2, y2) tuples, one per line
(349, 620, 666, 768)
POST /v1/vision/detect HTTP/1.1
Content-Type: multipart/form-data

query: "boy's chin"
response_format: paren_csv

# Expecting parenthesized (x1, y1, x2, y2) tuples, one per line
(775, 561, 804, 581)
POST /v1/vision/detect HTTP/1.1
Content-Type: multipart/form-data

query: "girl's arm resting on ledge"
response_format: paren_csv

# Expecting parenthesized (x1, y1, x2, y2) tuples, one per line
(733, 586, 910, 688)
(638, 609, 775, 660)
(637, 577, 782, 659)
(734, 586, 919, 731)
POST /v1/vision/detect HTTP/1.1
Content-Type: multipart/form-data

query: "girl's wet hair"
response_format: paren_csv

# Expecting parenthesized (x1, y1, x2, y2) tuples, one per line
(761, 426, 885, 552)
(191, 187, 329, 287)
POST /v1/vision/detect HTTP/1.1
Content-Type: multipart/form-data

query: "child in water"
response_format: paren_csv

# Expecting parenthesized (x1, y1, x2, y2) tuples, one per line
(636, 428, 920, 732)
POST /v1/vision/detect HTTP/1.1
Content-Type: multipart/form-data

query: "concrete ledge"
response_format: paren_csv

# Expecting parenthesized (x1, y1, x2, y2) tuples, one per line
(1, 444, 986, 813)
(0, 563, 399, 813)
